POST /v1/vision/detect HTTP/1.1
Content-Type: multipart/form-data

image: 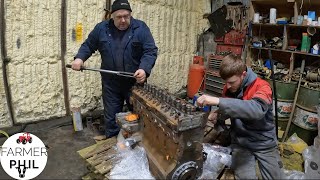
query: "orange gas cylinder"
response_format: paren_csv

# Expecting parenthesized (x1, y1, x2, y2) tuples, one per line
(187, 56, 205, 98)
(193, 56, 204, 65)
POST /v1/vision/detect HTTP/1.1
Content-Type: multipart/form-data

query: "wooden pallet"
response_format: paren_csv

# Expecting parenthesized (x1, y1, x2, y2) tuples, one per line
(219, 168, 235, 180)
(77, 137, 118, 180)
(78, 125, 228, 179)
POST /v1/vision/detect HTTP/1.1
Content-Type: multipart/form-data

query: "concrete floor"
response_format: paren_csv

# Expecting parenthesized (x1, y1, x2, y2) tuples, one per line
(0, 116, 97, 179)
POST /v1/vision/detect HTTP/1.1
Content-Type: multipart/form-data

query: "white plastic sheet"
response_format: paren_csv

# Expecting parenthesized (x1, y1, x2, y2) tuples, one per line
(302, 145, 320, 179)
(109, 146, 154, 179)
(199, 143, 232, 179)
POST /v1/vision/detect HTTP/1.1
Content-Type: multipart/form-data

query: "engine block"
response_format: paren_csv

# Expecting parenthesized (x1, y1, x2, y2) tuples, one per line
(130, 84, 208, 179)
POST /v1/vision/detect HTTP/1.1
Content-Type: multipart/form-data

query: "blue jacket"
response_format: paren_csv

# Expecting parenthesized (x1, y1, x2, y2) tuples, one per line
(75, 17, 158, 77)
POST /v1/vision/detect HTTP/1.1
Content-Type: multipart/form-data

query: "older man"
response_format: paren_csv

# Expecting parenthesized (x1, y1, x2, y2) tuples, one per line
(72, 0, 158, 139)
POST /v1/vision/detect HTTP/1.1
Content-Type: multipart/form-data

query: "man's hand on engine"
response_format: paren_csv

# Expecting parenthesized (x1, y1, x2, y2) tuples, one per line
(196, 94, 220, 107)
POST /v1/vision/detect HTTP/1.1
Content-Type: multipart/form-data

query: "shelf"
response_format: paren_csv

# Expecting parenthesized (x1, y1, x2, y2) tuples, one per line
(251, 0, 320, 7)
(250, 46, 320, 57)
(252, 23, 320, 29)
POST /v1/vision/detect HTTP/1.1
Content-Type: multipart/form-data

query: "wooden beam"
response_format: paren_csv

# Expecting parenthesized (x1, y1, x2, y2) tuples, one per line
(60, 0, 71, 116)
(0, 0, 15, 124)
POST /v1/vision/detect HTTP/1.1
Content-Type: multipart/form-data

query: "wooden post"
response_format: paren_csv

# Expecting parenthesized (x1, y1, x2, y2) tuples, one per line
(249, 1, 255, 23)
(294, 2, 298, 24)
(282, 25, 288, 50)
(61, 0, 71, 116)
(282, 59, 306, 142)
(288, 53, 295, 83)
(0, 0, 15, 124)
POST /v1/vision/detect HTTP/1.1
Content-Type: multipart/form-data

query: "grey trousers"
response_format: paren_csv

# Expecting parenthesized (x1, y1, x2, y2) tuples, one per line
(231, 144, 283, 179)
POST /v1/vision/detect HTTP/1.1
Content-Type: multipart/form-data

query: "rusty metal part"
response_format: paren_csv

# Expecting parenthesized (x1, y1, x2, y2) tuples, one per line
(130, 84, 208, 179)
(171, 161, 197, 180)
(116, 112, 140, 134)
(307, 82, 320, 89)
(306, 72, 320, 82)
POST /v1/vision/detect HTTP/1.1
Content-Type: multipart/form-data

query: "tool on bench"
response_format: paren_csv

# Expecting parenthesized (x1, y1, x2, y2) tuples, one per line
(66, 64, 135, 78)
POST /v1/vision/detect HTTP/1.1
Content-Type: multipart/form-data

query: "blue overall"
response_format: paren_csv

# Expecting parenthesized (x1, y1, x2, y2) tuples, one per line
(75, 17, 158, 137)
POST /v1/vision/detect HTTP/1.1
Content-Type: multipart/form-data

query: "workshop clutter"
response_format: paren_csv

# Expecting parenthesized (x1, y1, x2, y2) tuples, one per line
(252, 36, 284, 49)
(223, 30, 246, 46)
(252, 4, 320, 27)
(252, 58, 320, 145)
(250, 0, 320, 146)
(286, 133, 309, 154)
(225, 3, 249, 31)
(216, 30, 244, 56)
(251, 0, 320, 54)
(252, 32, 319, 55)
(208, 2, 248, 40)
(281, 141, 320, 179)
(204, 30, 245, 97)
(203, 1, 247, 98)
(252, 59, 290, 82)
(216, 44, 242, 56)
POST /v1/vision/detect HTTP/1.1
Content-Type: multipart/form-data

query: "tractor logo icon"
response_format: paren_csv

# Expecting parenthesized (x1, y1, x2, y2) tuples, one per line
(16, 133, 32, 145)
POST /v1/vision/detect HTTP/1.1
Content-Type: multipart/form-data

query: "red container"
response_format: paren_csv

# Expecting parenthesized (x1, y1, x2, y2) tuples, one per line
(187, 61, 205, 99)
(224, 30, 246, 46)
(193, 56, 204, 65)
(214, 35, 225, 42)
(208, 54, 224, 60)
(216, 44, 243, 56)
